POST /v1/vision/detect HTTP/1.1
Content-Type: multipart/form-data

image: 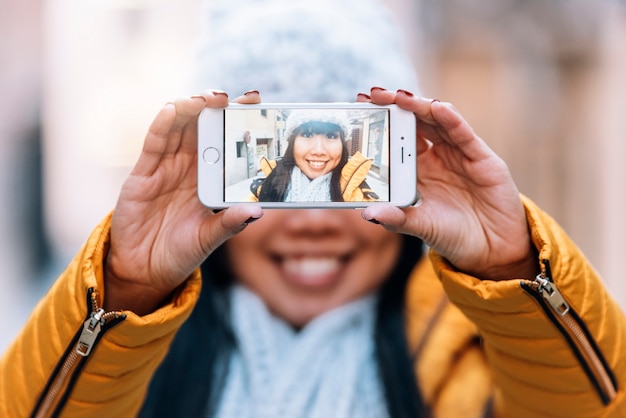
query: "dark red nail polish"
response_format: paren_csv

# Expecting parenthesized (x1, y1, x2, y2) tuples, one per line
(397, 89, 414, 97)
(244, 216, 261, 225)
(362, 215, 381, 225)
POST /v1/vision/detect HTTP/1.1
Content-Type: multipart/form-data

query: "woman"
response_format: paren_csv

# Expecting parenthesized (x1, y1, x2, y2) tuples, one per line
(252, 109, 380, 202)
(1, 89, 625, 417)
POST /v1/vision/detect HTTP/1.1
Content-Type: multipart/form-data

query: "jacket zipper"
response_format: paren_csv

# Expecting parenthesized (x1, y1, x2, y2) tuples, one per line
(521, 260, 618, 405)
(30, 288, 126, 418)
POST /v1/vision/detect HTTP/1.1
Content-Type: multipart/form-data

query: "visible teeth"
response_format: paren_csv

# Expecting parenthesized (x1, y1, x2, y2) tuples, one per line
(283, 257, 340, 278)
(309, 161, 325, 168)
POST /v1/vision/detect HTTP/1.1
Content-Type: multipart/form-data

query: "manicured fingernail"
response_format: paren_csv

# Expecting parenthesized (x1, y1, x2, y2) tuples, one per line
(371, 86, 386, 92)
(213, 91, 228, 98)
(362, 213, 382, 225)
(357, 93, 371, 100)
(244, 90, 260, 96)
(191, 95, 207, 103)
(397, 89, 414, 97)
(431, 99, 440, 104)
(244, 216, 262, 225)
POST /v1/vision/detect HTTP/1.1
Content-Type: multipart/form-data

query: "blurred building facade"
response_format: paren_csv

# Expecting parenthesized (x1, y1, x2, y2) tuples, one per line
(409, 0, 626, 310)
(0, 0, 44, 351)
(1, 0, 625, 352)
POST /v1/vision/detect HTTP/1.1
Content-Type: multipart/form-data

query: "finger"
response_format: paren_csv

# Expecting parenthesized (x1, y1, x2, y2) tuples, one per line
(366, 88, 436, 127)
(370, 88, 450, 139)
(361, 204, 434, 247)
(369, 87, 397, 105)
(394, 93, 494, 161)
(169, 96, 209, 133)
(429, 100, 494, 162)
(202, 89, 230, 108)
(355, 92, 371, 103)
(132, 95, 213, 177)
(415, 120, 453, 146)
(361, 204, 414, 234)
(163, 96, 210, 155)
(416, 134, 431, 155)
(233, 90, 262, 104)
(131, 103, 177, 177)
(175, 90, 230, 154)
(199, 204, 264, 254)
(394, 93, 440, 126)
(373, 90, 452, 151)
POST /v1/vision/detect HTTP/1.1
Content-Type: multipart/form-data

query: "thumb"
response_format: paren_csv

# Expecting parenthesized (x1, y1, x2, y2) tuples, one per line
(361, 204, 420, 236)
(199, 204, 264, 254)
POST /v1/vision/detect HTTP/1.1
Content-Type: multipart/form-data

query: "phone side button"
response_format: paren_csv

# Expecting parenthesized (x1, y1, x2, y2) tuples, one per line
(202, 147, 220, 164)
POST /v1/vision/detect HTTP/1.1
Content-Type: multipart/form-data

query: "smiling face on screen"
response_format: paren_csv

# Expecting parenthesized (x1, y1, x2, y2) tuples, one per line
(292, 122, 345, 179)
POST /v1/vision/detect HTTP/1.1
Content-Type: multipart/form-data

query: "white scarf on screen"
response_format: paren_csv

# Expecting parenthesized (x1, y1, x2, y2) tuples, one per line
(285, 165, 333, 202)
(214, 285, 388, 418)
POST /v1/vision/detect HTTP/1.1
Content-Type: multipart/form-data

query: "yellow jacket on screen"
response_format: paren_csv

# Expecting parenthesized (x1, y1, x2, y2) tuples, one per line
(250, 151, 381, 202)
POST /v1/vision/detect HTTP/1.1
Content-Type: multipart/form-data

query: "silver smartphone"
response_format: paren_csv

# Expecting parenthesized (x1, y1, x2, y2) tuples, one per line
(198, 103, 418, 209)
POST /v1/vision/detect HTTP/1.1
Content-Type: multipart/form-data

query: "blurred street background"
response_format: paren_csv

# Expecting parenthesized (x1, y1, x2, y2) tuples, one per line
(1, 0, 625, 352)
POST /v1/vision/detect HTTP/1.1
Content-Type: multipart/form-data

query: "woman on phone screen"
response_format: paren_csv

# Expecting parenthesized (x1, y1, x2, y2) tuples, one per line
(252, 109, 381, 203)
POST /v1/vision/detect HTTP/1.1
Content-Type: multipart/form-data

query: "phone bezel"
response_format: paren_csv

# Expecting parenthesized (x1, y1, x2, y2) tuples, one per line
(198, 102, 418, 209)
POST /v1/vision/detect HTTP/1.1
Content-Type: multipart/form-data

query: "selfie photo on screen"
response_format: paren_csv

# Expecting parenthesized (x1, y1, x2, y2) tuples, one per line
(224, 108, 389, 203)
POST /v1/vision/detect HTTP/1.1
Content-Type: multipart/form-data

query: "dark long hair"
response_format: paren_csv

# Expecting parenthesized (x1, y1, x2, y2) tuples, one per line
(139, 234, 429, 417)
(258, 121, 349, 202)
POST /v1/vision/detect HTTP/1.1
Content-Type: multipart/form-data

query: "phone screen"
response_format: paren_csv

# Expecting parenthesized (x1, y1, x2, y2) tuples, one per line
(223, 107, 390, 203)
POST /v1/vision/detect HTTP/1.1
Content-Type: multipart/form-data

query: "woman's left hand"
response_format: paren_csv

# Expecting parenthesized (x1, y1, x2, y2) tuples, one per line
(360, 88, 538, 281)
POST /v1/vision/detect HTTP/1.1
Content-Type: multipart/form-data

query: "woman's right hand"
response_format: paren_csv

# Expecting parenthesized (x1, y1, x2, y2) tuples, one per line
(104, 91, 263, 316)
(361, 88, 537, 282)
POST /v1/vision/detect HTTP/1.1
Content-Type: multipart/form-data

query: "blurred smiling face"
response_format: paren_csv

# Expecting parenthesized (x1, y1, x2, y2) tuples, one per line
(292, 122, 345, 179)
(225, 209, 402, 328)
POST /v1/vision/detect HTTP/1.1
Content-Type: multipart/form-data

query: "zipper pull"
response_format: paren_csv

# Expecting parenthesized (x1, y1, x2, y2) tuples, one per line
(534, 271, 570, 316)
(76, 308, 105, 356)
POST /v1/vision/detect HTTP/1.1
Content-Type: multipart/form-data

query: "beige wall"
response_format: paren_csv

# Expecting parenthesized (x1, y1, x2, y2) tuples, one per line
(0, 0, 42, 351)
(404, 1, 626, 308)
(596, 9, 626, 309)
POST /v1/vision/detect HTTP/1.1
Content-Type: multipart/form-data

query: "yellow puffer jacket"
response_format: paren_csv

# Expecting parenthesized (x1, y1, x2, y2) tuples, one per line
(250, 151, 380, 202)
(1, 196, 625, 417)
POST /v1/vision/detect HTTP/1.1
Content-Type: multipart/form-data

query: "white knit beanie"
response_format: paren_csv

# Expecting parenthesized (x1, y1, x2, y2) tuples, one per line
(284, 109, 351, 141)
(196, 0, 419, 102)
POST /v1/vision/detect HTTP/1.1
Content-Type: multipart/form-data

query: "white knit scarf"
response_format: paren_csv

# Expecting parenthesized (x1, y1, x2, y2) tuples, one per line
(285, 165, 333, 202)
(214, 285, 388, 418)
